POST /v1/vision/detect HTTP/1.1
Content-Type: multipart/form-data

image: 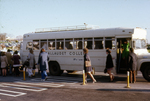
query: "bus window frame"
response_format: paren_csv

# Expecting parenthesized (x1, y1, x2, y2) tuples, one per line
(26, 41, 33, 50)
(40, 39, 48, 50)
(94, 37, 104, 50)
(48, 39, 56, 50)
(74, 38, 83, 50)
(84, 38, 93, 50)
(65, 38, 73, 50)
(33, 40, 40, 50)
(56, 39, 64, 50)
(105, 37, 115, 49)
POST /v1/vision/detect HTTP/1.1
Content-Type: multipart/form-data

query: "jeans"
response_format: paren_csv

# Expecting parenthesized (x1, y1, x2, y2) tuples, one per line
(41, 70, 47, 79)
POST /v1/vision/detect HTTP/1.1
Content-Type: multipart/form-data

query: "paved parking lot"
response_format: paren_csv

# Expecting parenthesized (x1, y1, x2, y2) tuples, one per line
(0, 71, 150, 101)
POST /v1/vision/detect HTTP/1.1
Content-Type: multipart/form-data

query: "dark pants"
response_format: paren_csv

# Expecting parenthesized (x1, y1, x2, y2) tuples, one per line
(14, 67, 20, 76)
(0, 68, 2, 75)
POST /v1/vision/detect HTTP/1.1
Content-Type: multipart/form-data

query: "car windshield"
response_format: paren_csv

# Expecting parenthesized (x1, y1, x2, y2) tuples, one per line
(133, 39, 147, 49)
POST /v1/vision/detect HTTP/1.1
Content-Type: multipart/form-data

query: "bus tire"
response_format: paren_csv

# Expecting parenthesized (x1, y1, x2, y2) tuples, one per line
(142, 66, 150, 82)
(49, 62, 63, 76)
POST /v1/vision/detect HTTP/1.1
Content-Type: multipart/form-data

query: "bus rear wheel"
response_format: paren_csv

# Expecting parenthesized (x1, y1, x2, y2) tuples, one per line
(142, 66, 150, 82)
(49, 62, 63, 76)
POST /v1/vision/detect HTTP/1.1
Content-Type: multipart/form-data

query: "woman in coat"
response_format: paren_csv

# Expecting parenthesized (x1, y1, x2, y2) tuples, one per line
(83, 48, 96, 83)
(0, 52, 8, 76)
(12, 51, 21, 76)
(5, 49, 12, 75)
(27, 49, 35, 77)
(38, 48, 49, 81)
(128, 48, 138, 83)
(106, 49, 114, 82)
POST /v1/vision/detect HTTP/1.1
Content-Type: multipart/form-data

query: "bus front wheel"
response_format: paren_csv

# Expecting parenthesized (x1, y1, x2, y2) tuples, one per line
(142, 66, 150, 82)
(49, 62, 63, 76)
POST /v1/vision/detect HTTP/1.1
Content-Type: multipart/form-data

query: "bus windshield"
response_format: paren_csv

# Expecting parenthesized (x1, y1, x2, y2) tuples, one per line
(133, 39, 147, 49)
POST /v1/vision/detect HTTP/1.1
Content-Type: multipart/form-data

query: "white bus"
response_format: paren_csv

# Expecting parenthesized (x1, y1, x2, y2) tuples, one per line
(20, 25, 150, 81)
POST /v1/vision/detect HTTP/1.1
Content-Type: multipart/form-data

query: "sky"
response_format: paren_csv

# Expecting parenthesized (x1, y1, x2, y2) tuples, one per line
(0, 0, 150, 43)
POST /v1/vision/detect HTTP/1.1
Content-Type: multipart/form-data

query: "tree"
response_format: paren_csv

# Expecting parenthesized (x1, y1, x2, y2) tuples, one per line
(0, 33, 7, 41)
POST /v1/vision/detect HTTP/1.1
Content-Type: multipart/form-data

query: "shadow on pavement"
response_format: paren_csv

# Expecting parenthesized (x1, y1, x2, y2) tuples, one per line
(97, 89, 150, 92)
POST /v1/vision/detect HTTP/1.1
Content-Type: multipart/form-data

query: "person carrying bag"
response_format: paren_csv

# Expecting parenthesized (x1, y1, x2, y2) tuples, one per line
(83, 48, 96, 84)
(27, 49, 36, 77)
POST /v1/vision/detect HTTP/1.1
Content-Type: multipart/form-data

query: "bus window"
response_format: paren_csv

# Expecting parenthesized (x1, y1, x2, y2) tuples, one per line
(40, 40, 47, 50)
(84, 38, 92, 49)
(94, 37, 103, 49)
(57, 39, 64, 50)
(26, 42, 32, 50)
(105, 37, 115, 49)
(48, 39, 55, 50)
(141, 39, 146, 48)
(74, 38, 82, 50)
(65, 39, 73, 50)
(33, 40, 39, 50)
(134, 39, 147, 49)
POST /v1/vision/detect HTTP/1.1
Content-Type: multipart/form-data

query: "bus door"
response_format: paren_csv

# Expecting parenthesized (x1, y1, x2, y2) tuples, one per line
(116, 38, 132, 74)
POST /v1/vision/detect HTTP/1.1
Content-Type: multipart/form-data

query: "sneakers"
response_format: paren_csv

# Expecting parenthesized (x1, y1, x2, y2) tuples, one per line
(45, 76, 48, 81)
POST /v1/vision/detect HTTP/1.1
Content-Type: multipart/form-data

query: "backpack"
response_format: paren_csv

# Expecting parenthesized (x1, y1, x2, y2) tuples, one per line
(23, 60, 29, 67)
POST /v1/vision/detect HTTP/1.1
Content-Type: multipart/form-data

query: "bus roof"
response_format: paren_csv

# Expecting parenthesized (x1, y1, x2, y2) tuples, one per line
(23, 27, 146, 40)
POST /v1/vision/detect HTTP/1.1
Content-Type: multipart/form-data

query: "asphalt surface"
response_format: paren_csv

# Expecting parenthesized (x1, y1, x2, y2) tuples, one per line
(0, 71, 150, 101)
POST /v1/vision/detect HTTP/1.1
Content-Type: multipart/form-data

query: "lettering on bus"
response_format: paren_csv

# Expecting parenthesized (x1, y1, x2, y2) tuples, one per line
(69, 52, 82, 55)
(49, 52, 67, 55)
(48, 51, 82, 56)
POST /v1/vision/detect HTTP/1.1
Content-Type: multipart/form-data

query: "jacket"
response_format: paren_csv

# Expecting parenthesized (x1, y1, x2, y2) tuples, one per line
(128, 52, 138, 71)
(12, 54, 20, 65)
(5, 52, 12, 65)
(38, 52, 49, 71)
(27, 53, 35, 68)
(106, 53, 114, 69)
(0, 56, 8, 68)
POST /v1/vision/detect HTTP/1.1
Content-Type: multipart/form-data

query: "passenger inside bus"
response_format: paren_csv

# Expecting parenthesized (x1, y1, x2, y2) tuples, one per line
(41, 42, 47, 50)
(33, 41, 39, 50)
(86, 41, 92, 49)
(95, 41, 103, 49)
(65, 42, 73, 50)
(48, 40, 55, 50)
(78, 41, 82, 49)
(57, 42, 64, 50)
(105, 41, 112, 49)
(117, 38, 131, 73)
(26, 42, 32, 50)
